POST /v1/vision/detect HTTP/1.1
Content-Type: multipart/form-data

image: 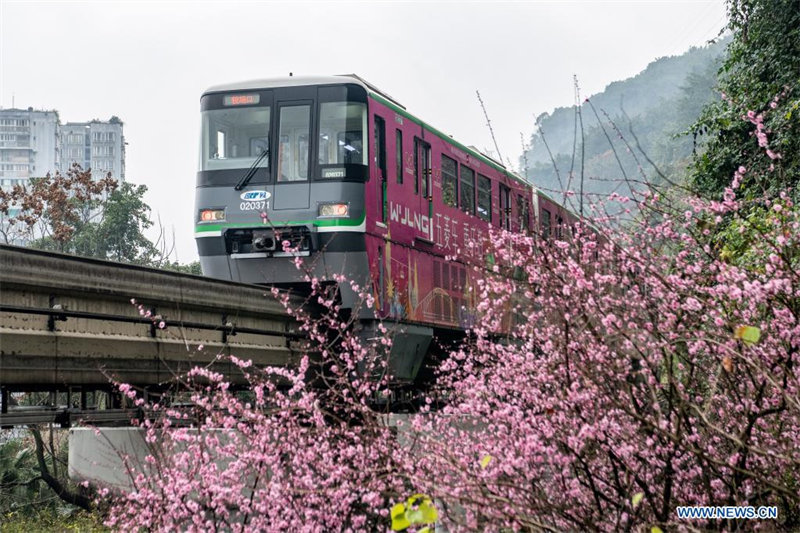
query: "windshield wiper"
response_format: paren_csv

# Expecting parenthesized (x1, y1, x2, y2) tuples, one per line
(234, 149, 269, 190)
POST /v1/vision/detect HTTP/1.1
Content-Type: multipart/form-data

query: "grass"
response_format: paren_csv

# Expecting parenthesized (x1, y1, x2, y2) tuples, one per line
(1, 508, 108, 532)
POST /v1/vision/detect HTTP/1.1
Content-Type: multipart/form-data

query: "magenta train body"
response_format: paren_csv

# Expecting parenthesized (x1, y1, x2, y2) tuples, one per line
(363, 92, 575, 329)
(195, 75, 577, 383)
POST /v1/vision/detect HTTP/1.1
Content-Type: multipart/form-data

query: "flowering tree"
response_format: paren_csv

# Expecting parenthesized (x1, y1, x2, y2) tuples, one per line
(100, 108, 798, 531)
(394, 95, 799, 530)
(105, 279, 410, 531)
(0, 163, 117, 248)
(406, 196, 798, 531)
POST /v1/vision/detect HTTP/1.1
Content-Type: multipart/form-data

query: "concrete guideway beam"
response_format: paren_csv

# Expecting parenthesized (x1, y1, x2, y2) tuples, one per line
(0, 245, 305, 389)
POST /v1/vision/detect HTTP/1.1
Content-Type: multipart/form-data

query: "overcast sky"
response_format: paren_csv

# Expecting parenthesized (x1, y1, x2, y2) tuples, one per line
(1, 0, 727, 263)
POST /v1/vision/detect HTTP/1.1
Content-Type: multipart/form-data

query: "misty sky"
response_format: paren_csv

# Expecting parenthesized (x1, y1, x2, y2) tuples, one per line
(0, 0, 727, 263)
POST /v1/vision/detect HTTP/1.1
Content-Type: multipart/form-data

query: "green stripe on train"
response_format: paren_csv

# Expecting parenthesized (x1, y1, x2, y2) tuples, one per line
(195, 213, 366, 233)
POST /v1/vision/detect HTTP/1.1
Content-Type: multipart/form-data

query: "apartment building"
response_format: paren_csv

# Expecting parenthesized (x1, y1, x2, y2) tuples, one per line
(0, 108, 60, 190)
(0, 108, 125, 189)
(60, 118, 126, 181)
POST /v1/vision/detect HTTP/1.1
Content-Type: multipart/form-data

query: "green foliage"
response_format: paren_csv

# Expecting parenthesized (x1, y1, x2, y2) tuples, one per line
(30, 181, 159, 265)
(390, 494, 438, 531)
(690, 0, 800, 198)
(94, 182, 159, 264)
(715, 197, 799, 269)
(160, 260, 203, 275)
(0, 431, 88, 520)
(0, 437, 39, 512)
(632, 492, 644, 508)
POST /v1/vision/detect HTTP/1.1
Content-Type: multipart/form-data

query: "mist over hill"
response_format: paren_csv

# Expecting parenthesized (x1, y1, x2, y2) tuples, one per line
(521, 38, 729, 211)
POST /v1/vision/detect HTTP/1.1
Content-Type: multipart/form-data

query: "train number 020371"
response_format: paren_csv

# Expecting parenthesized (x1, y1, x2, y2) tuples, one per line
(240, 201, 268, 211)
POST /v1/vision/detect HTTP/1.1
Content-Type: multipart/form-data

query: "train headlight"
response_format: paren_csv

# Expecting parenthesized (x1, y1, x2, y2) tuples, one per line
(200, 208, 226, 222)
(318, 203, 349, 217)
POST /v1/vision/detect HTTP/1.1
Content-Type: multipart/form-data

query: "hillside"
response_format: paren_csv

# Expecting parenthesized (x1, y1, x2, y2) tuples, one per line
(522, 39, 729, 210)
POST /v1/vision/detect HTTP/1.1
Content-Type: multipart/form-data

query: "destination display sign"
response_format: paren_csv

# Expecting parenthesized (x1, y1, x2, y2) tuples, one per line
(223, 94, 260, 106)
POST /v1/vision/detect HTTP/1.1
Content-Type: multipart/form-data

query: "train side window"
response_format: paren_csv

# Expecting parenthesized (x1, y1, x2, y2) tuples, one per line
(460, 166, 475, 215)
(541, 207, 552, 238)
(414, 138, 420, 195)
(421, 142, 431, 200)
(374, 116, 386, 179)
(556, 215, 564, 240)
(441, 155, 457, 208)
(396, 129, 403, 184)
(499, 184, 511, 230)
(516, 195, 530, 232)
(477, 174, 491, 222)
(522, 198, 530, 232)
(318, 101, 367, 169)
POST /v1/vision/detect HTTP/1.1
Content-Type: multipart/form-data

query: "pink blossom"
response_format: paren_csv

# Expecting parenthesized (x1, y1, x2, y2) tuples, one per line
(101, 112, 800, 531)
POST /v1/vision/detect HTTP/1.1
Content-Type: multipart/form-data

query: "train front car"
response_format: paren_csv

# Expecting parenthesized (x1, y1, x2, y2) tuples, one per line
(195, 75, 581, 389)
(195, 76, 370, 310)
(195, 76, 433, 385)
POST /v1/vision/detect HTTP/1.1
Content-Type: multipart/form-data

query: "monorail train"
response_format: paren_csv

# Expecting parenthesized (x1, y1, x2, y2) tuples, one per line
(195, 74, 576, 383)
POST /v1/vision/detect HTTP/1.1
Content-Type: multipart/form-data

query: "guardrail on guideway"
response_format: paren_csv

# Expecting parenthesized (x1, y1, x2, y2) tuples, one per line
(0, 244, 304, 397)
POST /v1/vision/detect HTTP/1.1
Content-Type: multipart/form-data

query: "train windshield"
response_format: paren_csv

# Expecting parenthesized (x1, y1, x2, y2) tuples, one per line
(198, 84, 369, 185)
(200, 106, 271, 172)
(318, 102, 368, 169)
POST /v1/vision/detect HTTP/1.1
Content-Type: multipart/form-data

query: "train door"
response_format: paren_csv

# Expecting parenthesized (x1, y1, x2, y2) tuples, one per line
(271, 100, 312, 210)
(415, 138, 432, 239)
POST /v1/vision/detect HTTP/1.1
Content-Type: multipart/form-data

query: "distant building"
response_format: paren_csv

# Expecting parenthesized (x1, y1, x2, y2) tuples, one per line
(0, 107, 60, 190)
(0, 108, 125, 190)
(60, 118, 125, 181)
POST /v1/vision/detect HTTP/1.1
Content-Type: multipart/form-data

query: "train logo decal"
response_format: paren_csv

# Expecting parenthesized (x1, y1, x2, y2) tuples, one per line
(240, 190, 271, 201)
(389, 202, 434, 241)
